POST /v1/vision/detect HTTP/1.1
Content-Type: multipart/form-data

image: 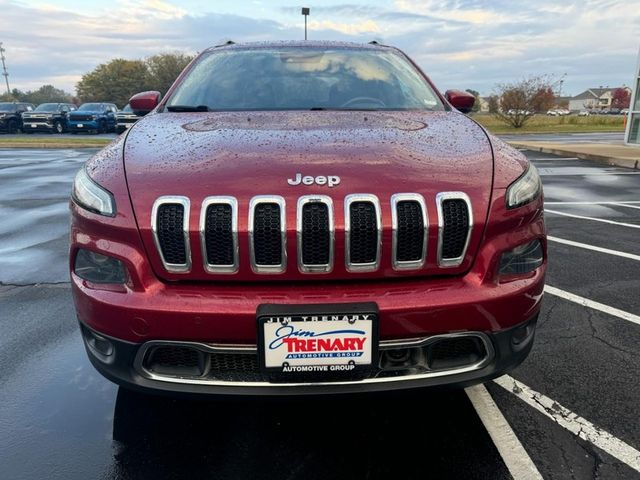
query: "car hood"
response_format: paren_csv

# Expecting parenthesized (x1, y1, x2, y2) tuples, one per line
(70, 110, 102, 115)
(123, 110, 494, 281)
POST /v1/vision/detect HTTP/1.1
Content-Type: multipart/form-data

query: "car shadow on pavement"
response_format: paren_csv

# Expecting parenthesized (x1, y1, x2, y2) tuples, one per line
(110, 387, 509, 480)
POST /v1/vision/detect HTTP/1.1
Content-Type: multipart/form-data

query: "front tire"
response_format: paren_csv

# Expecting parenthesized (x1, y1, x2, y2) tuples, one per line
(7, 119, 18, 134)
(54, 121, 64, 134)
(98, 120, 106, 134)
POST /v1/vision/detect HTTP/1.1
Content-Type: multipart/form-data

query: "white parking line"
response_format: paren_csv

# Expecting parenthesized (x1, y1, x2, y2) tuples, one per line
(540, 172, 640, 176)
(494, 375, 640, 473)
(544, 285, 640, 327)
(545, 210, 640, 229)
(529, 157, 579, 161)
(545, 201, 640, 205)
(547, 236, 640, 261)
(466, 385, 543, 480)
(610, 202, 640, 211)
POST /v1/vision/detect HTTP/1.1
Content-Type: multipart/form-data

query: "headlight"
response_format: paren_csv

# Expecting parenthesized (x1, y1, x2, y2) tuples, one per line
(499, 240, 544, 276)
(72, 167, 116, 216)
(74, 249, 127, 283)
(506, 164, 541, 209)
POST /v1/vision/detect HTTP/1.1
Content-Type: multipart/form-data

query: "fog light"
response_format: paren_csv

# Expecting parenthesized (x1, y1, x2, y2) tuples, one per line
(499, 240, 543, 276)
(88, 331, 114, 356)
(74, 249, 127, 284)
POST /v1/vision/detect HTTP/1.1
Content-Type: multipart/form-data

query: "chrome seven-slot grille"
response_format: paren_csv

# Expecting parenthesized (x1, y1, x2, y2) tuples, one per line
(151, 193, 472, 274)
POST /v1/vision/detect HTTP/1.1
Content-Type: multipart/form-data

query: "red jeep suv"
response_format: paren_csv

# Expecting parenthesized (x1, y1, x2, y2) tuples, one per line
(70, 41, 546, 395)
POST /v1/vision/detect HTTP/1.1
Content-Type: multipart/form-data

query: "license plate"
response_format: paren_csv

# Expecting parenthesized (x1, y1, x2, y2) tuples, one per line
(31, 124, 37, 128)
(77, 124, 84, 128)
(257, 303, 378, 377)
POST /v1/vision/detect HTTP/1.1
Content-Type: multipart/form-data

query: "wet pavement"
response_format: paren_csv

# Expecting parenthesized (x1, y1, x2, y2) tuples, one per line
(1, 147, 639, 479)
(500, 132, 624, 144)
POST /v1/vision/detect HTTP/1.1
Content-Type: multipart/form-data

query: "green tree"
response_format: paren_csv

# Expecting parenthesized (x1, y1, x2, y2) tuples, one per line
(0, 88, 25, 102)
(146, 53, 194, 96)
(0, 85, 72, 104)
(487, 95, 499, 113)
(465, 89, 481, 112)
(76, 58, 149, 108)
(24, 85, 73, 104)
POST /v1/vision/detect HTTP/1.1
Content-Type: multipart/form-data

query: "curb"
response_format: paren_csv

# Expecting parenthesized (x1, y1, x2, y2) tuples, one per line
(0, 142, 109, 149)
(508, 143, 639, 170)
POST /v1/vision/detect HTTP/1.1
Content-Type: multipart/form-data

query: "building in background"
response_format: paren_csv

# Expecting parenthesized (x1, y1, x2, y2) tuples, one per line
(568, 86, 631, 112)
(625, 47, 640, 145)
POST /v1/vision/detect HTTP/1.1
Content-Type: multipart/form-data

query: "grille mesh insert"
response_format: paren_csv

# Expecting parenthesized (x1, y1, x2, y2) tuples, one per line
(301, 202, 330, 265)
(396, 200, 424, 262)
(349, 201, 378, 264)
(441, 199, 469, 259)
(253, 203, 282, 266)
(156, 204, 187, 265)
(204, 204, 234, 266)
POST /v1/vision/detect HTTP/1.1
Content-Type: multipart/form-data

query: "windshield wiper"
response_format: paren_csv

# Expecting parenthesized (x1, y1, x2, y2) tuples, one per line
(308, 107, 381, 111)
(166, 105, 209, 112)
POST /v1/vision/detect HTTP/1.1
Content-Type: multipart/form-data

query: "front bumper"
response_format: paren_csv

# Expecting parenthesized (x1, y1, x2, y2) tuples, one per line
(22, 121, 54, 131)
(80, 314, 537, 396)
(69, 120, 99, 131)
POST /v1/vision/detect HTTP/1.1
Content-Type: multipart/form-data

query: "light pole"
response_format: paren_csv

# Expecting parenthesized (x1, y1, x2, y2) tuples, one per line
(0, 42, 10, 95)
(301, 7, 310, 40)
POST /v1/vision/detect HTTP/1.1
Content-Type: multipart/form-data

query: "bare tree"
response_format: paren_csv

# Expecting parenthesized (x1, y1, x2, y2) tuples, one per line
(493, 75, 557, 128)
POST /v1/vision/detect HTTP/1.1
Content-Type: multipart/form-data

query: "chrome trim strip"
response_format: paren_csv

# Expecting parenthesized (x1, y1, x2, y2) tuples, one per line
(436, 192, 473, 268)
(199, 196, 239, 274)
(151, 196, 191, 273)
(344, 194, 382, 272)
(390, 193, 428, 270)
(133, 332, 495, 388)
(297, 195, 334, 274)
(248, 195, 287, 274)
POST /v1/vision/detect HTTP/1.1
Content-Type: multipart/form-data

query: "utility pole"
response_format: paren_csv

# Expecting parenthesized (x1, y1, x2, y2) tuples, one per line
(0, 42, 10, 95)
(301, 8, 310, 40)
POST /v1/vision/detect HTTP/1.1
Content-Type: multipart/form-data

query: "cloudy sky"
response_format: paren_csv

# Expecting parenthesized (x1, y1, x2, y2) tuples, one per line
(1, 0, 638, 96)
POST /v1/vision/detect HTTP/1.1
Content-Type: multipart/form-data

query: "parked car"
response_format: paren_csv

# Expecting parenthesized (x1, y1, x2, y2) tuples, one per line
(621, 108, 630, 115)
(68, 103, 118, 134)
(557, 109, 570, 116)
(0, 102, 35, 133)
(546, 109, 558, 116)
(507, 109, 532, 116)
(21, 103, 77, 133)
(116, 104, 142, 133)
(578, 110, 590, 116)
(70, 41, 546, 396)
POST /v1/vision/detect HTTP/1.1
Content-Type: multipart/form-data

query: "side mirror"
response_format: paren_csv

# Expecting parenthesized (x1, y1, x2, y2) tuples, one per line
(130, 91, 161, 116)
(445, 90, 475, 114)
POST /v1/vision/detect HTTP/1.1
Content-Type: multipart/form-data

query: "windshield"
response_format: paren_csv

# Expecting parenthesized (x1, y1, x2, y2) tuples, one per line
(166, 47, 443, 111)
(35, 103, 59, 112)
(120, 104, 133, 113)
(78, 103, 102, 111)
(0, 103, 16, 112)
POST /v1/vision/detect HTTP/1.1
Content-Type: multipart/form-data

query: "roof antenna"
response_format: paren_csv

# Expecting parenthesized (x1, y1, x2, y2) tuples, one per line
(215, 40, 235, 48)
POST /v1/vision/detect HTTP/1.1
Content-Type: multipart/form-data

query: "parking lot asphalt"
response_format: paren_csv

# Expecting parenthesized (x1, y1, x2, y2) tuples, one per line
(1, 146, 639, 479)
(499, 132, 625, 144)
(0, 132, 118, 141)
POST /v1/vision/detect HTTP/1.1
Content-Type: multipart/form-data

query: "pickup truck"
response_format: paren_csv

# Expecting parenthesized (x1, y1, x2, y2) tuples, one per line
(0, 102, 35, 133)
(21, 103, 77, 133)
(68, 103, 118, 134)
